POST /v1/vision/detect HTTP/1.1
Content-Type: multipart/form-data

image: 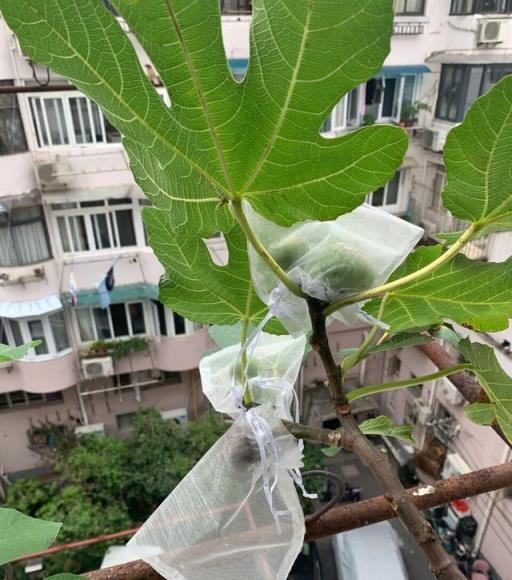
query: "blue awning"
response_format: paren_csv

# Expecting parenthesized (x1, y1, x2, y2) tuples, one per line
(229, 58, 249, 76)
(63, 283, 159, 308)
(378, 65, 431, 76)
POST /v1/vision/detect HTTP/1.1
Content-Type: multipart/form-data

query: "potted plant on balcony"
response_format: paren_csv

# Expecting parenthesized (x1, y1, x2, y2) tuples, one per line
(400, 101, 431, 127)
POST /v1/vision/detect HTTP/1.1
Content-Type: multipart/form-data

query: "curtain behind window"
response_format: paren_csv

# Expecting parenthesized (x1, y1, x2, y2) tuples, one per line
(0, 81, 28, 155)
(0, 206, 51, 267)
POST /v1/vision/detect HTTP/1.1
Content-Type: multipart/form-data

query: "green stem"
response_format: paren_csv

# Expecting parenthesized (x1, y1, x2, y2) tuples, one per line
(325, 223, 481, 317)
(342, 294, 390, 373)
(347, 364, 473, 403)
(240, 314, 253, 406)
(231, 199, 306, 299)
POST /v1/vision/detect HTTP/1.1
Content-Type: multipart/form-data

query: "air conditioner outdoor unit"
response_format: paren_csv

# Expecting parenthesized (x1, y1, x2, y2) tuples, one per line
(422, 129, 447, 153)
(75, 423, 106, 437)
(161, 408, 188, 427)
(36, 162, 69, 192)
(439, 377, 465, 406)
(442, 452, 471, 480)
(478, 19, 505, 45)
(414, 399, 432, 425)
(82, 357, 114, 380)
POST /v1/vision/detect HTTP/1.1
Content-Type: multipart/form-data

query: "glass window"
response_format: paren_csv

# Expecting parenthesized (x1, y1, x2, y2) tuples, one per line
(53, 202, 136, 254)
(221, 0, 252, 14)
(116, 412, 135, 431)
(29, 93, 120, 148)
(111, 304, 130, 337)
(128, 303, 145, 335)
(369, 171, 401, 208)
(9, 320, 23, 347)
(9, 390, 27, 406)
(49, 311, 70, 352)
(395, 0, 425, 15)
(0, 81, 28, 155)
(28, 320, 49, 355)
(436, 64, 512, 122)
(450, 0, 476, 13)
(173, 312, 186, 336)
(0, 205, 51, 267)
(0, 321, 8, 345)
(93, 308, 112, 339)
(76, 309, 96, 342)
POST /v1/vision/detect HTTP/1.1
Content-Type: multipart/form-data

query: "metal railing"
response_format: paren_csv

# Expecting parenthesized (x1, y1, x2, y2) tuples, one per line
(393, 21, 425, 35)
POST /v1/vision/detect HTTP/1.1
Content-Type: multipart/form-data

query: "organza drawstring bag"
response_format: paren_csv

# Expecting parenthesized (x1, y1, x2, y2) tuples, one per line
(247, 202, 424, 336)
(199, 332, 307, 417)
(128, 329, 312, 580)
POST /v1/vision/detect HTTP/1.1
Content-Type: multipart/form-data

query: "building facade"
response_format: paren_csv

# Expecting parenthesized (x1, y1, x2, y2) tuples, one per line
(1, 0, 512, 576)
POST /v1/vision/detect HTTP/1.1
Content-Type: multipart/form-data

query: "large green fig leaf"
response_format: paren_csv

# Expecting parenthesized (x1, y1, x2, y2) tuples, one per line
(365, 246, 512, 333)
(0, 508, 61, 566)
(459, 338, 512, 444)
(442, 76, 512, 227)
(1, 0, 406, 234)
(145, 208, 281, 330)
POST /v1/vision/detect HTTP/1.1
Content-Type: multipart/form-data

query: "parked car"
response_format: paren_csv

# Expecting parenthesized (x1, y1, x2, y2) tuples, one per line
(332, 521, 409, 580)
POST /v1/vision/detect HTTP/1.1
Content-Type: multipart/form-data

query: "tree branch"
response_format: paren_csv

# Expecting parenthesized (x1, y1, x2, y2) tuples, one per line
(307, 298, 465, 580)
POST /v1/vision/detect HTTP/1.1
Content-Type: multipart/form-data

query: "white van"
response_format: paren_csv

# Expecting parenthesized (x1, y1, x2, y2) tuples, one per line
(332, 521, 409, 580)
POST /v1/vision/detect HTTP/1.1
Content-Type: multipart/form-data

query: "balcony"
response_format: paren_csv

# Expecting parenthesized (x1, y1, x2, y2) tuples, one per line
(393, 21, 425, 35)
(221, 0, 252, 14)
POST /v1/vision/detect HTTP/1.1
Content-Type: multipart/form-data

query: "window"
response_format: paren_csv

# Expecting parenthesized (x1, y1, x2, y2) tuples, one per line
(29, 93, 120, 148)
(116, 412, 135, 431)
(388, 355, 402, 378)
(395, 0, 425, 15)
(436, 64, 512, 122)
(0, 205, 51, 267)
(153, 301, 201, 337)
(0, 312, 71, 358)
(76, 302, 146, 342)
(368, 171, 401, 208)
(0, 81, 28, 155)
(321, 88, 361, 134)
(451, 0, 512, 13)
(221, 0, 252, 14)
(0, 390, 63, 411)
(429, 167, 446, 211)
(52, 199, 137, 253)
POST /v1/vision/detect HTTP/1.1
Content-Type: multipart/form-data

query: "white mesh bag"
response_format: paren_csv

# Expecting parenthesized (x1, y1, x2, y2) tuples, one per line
(199, 332, 307, 417)
(247, 202, 424, 335)
(127, 404, 306, 580)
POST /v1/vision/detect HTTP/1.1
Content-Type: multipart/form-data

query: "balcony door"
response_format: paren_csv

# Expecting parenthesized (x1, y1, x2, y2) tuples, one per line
(379, 76, 405, 123)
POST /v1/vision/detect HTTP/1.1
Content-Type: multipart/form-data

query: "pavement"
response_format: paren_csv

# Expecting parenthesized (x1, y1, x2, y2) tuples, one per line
(315, 442, 435, 580)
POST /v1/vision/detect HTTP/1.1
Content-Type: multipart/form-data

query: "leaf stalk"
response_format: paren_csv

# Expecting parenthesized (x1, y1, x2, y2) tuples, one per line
(347, 364, 474, 403)
(325, 222, 482, 316)
(231, 199, 306, 298)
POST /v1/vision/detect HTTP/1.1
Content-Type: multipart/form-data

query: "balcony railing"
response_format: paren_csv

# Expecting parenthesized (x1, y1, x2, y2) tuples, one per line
(393, 21, 425, 35)
(221, 0, 252, 14)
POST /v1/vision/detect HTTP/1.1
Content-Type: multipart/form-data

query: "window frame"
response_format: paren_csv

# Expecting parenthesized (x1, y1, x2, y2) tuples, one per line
(0, 80, 28, 156)
(321, 87, 362, 135)
(0, 311, 71, 360)
(27, 91, 120, 149)
(435, 63, 512, 123)
(0, 204, 52, 267)
(51, 199, 138, 254)
(450, 0, 512, 13)
(75, 301, 148, 344)
(0, 390, 64, 411)
(367, 171, 403, 211)
(394, 0, 426, 16)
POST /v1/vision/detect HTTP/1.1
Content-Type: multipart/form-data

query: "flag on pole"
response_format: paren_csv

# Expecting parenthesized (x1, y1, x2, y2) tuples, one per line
(97, 266, 116, 309)
(68, 273, 78, 307)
